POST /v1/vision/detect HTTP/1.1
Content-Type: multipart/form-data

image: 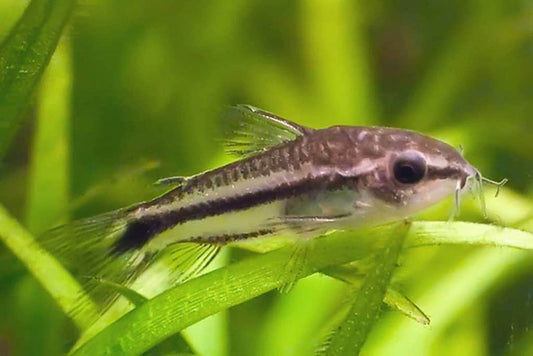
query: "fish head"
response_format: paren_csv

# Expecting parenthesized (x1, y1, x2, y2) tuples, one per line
(347, 127, 478, 219)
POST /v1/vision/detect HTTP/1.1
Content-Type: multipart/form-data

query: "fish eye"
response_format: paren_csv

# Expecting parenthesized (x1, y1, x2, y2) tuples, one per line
(392, 151, 427, 184)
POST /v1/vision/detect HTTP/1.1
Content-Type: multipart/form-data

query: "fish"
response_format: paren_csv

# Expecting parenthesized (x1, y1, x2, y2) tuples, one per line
(39, 104, 507, 311)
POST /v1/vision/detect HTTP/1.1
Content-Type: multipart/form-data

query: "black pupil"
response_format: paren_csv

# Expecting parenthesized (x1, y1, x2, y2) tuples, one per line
(393, 155, 426, 184)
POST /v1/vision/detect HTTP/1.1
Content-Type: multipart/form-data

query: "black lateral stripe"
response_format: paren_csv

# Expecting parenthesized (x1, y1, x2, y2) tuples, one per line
(163, 172, 353, 226)
(113, 172, 355, 253)
(427, 166, 461, 180)
(112, 219, 166, 254)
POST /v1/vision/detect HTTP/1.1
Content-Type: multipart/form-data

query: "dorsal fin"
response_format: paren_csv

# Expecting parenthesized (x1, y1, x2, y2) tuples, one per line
(221, 105, 313, 158)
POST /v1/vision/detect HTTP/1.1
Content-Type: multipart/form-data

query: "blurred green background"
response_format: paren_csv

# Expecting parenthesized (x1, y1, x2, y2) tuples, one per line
(0, 0, 532, 355)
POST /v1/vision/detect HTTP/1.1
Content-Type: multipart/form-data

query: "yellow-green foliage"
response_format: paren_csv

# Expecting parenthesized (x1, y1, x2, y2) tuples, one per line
(0, 0, 532, 355)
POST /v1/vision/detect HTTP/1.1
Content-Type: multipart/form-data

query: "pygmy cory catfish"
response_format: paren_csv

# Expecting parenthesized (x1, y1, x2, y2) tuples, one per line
(40, 105, 506, 306)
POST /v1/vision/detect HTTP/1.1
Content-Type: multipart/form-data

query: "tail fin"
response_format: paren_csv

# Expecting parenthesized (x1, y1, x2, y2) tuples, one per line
(38, 206, 224, 322)
(37, 208, 152, 316)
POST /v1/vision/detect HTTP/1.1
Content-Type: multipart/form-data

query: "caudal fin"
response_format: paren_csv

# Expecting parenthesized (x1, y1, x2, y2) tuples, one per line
(37, 208, 152, 316)
(38, 206, 224, 322)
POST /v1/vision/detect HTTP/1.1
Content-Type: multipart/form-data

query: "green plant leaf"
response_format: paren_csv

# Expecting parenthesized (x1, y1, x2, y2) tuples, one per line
(301, 0, 376, 125)
(0, 0, 75, 159)
(90, 278, 149, 308)
(26, 39, 70, 232)
(70, 228, 380, 356)
(14, 38, 73, 355)
(364, 248, 531, 355)
(383, 288, 430, 326)
(182, 249, 229, 356)
(70, 221, 533, 355)
(324, 264, 431, 326)
(92, 268, 198, 354)
(405, 221, 533, 250)
(324, 224, 407, 355)
(0, 204, 98, 329)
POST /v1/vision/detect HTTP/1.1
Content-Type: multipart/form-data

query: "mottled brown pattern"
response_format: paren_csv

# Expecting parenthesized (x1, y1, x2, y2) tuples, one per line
(153, 125, 468, 207)
(120, 121, 472, 252)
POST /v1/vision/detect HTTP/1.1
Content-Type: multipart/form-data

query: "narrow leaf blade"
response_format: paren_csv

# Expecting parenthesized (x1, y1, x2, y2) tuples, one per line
(324, 224, 407, 355)
(406, 221, 533, 250)
(0, 0, 75, 158)
(0, 204, 99, 329)
(70, 222, 533, 355)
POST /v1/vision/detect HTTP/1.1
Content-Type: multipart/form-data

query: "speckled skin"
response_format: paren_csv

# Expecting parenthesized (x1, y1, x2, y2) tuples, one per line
(159, 125, 469, 203)
(114, 122, 475, 253)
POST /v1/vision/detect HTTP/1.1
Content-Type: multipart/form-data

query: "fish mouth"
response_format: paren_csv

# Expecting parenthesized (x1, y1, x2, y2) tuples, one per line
(465, 164, 479, 182)
(453, 164, 508, 219)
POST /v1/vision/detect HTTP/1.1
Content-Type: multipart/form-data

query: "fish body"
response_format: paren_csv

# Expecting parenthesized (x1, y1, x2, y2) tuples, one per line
(39, 105, 482, 310)
(117, 123, 475, 255)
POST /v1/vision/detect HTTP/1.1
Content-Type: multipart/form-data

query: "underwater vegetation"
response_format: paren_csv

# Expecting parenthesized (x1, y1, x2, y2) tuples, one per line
(0, 0, 532, 355)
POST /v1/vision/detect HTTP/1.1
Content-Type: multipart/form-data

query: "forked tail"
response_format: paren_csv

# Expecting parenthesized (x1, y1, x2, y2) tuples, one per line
(37, 208, 150, 310)
(38, 205, 222, 321)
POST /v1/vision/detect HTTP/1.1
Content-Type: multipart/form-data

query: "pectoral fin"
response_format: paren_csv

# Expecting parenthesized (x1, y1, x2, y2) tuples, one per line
(265, 213, 352, 238)
(269, 188, 356, 235)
